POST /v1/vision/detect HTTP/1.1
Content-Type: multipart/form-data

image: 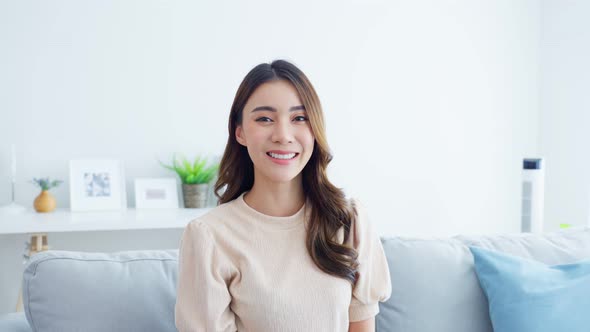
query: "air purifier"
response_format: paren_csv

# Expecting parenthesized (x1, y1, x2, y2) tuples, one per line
(521, 158, 545, 233)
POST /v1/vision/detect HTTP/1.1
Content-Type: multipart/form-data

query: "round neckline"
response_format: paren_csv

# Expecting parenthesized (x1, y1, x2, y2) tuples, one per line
(234, 192, 307, 230)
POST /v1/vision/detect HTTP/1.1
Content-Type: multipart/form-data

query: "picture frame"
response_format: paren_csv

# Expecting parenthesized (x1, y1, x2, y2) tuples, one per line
(134, 178, 179, 209)
(69, 159, 127, 211)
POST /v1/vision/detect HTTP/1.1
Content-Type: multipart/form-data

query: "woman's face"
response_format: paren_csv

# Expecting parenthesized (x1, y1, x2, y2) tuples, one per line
(236, 80, 315, 185)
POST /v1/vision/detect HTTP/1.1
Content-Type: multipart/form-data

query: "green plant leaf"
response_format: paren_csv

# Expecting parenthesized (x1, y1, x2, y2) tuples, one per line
(160, 153, 219, 184)
(186, 174, 196, 184)
(193, 157, 205, 174)
(31, 177, 62, 191)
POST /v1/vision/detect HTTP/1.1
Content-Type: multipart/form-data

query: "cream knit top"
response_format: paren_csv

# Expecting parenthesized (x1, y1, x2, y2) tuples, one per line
(175, 192, 391, 332)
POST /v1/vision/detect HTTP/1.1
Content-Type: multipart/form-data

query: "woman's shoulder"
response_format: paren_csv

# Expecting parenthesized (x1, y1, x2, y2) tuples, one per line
(187, 198, 235, 225)
(345, 197, 374, 242)
(345, 196, 368, 219)
(331, 196, 369, 244)
(184, 196, 243, 236)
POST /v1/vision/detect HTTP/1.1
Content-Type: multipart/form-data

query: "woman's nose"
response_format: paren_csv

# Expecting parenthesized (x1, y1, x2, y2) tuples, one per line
(271, 121, 294, 144)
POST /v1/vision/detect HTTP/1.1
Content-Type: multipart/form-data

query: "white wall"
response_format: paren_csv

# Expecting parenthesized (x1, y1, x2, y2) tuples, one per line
(540, 0, 590, 231)
(0, 0, 540, 313)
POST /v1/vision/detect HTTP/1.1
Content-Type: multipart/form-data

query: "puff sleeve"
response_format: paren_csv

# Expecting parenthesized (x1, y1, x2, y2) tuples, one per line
(175, 221, 237, 332)
(348, 199, 392, 322)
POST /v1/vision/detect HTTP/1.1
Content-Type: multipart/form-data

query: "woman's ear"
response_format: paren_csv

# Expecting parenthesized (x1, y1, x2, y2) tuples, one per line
(236, 125, 247, 146)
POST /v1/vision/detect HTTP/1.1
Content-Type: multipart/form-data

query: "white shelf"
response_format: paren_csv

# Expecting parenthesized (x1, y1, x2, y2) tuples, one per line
(0, 208, 211, 235)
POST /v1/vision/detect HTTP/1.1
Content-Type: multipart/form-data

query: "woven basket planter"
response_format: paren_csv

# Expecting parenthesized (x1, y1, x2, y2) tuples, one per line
(182, 183, 209, 208)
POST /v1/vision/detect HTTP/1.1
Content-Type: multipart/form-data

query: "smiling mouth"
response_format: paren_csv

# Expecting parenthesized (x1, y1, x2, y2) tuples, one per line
(266, 152, 299, 160)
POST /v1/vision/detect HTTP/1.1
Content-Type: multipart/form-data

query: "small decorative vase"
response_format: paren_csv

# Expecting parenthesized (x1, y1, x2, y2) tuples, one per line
(182, 183, 209, 208)
(34, 190, 56, 213)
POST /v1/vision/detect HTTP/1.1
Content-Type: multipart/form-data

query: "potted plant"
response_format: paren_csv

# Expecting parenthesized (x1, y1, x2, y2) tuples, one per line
(30, 177, 63, 213)
(160, 154, 219, 208)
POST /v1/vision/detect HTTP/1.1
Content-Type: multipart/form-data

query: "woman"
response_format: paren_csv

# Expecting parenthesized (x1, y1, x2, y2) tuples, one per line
(175, 60, 391, 332)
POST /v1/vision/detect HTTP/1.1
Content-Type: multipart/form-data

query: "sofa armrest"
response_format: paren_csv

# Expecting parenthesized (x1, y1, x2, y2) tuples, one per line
(0, 312, 32, 332)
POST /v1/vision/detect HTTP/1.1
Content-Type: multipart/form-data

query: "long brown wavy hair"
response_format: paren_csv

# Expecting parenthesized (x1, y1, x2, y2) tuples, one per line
(214, 59, 359, 285)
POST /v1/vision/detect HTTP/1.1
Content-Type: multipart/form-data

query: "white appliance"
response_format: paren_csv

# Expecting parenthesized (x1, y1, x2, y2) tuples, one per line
(521, 158, 545, 233)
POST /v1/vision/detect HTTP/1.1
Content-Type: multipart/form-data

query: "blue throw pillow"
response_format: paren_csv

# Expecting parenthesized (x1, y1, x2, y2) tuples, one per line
(469, 246, 590, 332)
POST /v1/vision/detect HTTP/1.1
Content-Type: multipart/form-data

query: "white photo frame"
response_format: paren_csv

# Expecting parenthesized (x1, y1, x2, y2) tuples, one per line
(69, 159, 127, 211)
(134, 178, 179, 209)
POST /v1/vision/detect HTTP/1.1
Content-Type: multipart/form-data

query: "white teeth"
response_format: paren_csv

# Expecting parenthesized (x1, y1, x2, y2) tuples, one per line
(268, 152, 297, 160)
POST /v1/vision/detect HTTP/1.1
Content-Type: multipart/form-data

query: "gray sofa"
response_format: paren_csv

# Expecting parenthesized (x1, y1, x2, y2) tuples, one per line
(2, 228, 589, 332)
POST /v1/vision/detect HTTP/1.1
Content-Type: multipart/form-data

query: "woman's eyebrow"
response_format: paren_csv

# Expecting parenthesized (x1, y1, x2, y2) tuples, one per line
(251, 105, 306, 112)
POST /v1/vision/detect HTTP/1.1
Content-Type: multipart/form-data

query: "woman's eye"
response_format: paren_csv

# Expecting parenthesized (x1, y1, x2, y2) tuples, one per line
(294, 116, 308, 122)
(255, 117, 272, 122)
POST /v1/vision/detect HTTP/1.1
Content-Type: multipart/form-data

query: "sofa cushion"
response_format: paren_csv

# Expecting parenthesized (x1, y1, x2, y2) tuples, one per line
(470, 246, 590, 332)
(376, 237, 492, 332)
(376, 228, 590, 332)
(23, 250, 178, 332)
